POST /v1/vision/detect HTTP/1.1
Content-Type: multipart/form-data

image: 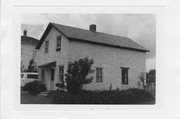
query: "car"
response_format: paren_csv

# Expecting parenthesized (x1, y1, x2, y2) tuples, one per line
(21, 72, 38, 86)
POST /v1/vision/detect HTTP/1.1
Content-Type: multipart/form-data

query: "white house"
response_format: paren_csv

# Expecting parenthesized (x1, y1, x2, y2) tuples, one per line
(21, 30, 39, 71)
(36, 23, 149, 91)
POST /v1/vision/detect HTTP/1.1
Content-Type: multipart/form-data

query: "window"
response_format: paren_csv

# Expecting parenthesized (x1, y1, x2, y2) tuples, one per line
(96, 67, 103, 83)
(21, 74, 24, 78)
(59, 65, 64, 83)
(45, 41, 49, 53)
(51, 68, 55, 81)
(56, 36, 61, 51)
(121, 67, 129, 85)
(41, 69, 45, 83)
(33, 50, 37, 57)
(27, 74, 38, 79)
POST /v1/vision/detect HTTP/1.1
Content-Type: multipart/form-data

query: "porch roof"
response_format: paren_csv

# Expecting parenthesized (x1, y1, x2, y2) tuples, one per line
(38, 61, 56, 68)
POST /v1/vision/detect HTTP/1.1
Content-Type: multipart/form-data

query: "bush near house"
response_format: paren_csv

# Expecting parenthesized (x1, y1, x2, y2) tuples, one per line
(23, 80, 47, 95)
(65, 57, 94, 93)
(52, 88, 155, 104)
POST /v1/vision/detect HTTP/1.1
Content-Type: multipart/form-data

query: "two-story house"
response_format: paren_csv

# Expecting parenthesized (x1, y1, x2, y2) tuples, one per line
(36, 23, 149, 91)
(21, 30, 39, 71)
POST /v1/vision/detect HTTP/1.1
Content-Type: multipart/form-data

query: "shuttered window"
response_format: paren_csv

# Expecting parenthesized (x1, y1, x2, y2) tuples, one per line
(56, 36, 61, 51)
(41, 69, 45, 83)
(59, 65, 64, 83)
(96, 67, 103, 83)
(45, 41, 49, 53)
(121, 67, 129, 85)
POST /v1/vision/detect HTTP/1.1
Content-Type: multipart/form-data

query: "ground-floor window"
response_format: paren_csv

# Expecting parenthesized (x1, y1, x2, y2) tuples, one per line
(59, 65, 64, 83)
(41, 69, 45, 83)
(96, 67, 103, 83)
(121, 67, 129, 85)
(51, 68, 55, 81)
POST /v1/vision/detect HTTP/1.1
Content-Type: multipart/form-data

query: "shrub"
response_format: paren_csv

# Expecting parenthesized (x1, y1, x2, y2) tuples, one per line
(23, 80, 47, 95)
(65, 57, 94, 93)
(52, 88, 155, 104)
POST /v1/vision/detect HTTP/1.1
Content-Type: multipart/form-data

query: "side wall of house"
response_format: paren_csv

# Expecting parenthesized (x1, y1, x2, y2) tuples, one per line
(21, 43, 37, 71)
(68, 40, 146, 90)
(37, 27, 69, 90)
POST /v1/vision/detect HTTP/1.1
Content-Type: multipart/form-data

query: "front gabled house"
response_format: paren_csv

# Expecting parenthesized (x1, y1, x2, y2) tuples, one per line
(36, 22, 149, 91)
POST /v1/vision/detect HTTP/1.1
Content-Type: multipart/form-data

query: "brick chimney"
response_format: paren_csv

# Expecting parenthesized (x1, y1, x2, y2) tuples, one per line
(89, 24, 96, 32)
(23, 29, 27, 36)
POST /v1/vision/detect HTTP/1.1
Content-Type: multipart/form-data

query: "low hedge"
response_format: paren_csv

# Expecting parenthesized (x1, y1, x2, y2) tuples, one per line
(23, 80, 47, 95)
(52, 88, 154, 104)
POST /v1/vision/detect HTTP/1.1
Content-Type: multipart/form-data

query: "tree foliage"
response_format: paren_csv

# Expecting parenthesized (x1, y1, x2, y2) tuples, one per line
(139, 72, 146, 89)
(146, 69, 156, 83)
(65, 57, 94, 93)
(26, 58, 37, 72)
(23, 80, 47, 95)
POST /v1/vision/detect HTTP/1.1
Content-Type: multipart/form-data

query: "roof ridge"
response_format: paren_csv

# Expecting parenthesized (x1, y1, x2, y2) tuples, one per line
(21, 35, 39, 41)
(36, 22, 149, 52)
(51, 22, 130, 39)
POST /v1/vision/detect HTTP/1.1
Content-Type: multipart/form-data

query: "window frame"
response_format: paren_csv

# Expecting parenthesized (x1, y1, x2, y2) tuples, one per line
(33, 50, 37, 57)
(56, 36, 61, 51)
(59, 65, 64, 83)
(41, 69, 45, 83)
(44, 40, 49, 53)
(27, 74, 38, 79)
(96, 67, 103, 83)
(121, 67, 129, 85)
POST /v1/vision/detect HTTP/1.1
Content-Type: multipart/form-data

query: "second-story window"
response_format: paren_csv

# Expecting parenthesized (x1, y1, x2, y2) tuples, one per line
(33, 50, 37, 57)
(56, 36, 61, 51)
(45, 40, 49, 53)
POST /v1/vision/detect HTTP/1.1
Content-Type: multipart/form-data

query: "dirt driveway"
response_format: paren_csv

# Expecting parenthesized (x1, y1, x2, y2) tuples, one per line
(21, 92, 52, 104)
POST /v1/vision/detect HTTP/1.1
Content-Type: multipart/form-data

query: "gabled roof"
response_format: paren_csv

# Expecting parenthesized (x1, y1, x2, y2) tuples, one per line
(21, 36, 39, 45)
(36, 22, 149, 52)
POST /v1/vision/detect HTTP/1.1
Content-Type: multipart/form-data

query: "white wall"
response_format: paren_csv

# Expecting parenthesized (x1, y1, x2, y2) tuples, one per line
(68, 40, 146, 90)
(37, 27, 69, 90)
(37, 27, 146, 91)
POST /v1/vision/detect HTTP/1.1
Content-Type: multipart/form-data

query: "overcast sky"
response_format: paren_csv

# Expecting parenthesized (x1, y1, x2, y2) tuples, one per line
(21, 14, 156, 72)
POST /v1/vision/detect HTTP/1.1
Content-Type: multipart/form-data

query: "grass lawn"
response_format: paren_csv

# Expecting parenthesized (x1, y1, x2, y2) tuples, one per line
(21, 89, 155, 104)
(21, 92, 52, 104)
(52, 89, 155, 104)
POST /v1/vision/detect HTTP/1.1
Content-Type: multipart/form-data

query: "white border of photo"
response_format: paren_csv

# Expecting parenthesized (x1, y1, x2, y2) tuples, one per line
(1, 0, 180, 119)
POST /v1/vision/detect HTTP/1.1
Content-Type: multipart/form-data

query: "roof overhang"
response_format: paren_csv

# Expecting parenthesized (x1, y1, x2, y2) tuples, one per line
(38, 61, 56, 68)
(68, 37, 149, 52)
(36, 22, 150, 53)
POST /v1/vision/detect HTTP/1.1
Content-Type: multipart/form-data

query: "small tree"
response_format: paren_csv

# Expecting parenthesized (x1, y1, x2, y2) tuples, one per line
(21, 61, 26, 72)
(26, 58, 37, 72)
(146, 69, 156, 84)
(65, 57, 94, 93)
(139, 72, 146, 89)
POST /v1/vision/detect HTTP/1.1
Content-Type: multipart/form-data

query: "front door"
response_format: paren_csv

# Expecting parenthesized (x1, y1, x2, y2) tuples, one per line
(50, 68, 55, 90)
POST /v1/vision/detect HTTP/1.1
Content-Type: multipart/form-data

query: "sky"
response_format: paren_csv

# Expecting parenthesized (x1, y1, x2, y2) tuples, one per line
(21, 14, 156, 72)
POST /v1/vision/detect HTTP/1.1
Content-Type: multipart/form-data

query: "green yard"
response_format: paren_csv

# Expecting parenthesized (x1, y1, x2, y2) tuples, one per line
(21, 89, 155, 104)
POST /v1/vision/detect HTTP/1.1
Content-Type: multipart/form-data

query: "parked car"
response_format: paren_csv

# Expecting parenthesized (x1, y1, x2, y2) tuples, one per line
(21, 72, 38, 86)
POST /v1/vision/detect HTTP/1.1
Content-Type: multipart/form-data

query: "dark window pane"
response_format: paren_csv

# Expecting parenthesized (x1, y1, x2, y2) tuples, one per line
(45, 41, 49, 53)
(56, 36, 61, 51)
(96, 67, 103, 83)
(121, 68, 129, 85)
(27, 74, 38, 79)
(59, 65, 64, 82)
